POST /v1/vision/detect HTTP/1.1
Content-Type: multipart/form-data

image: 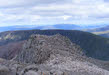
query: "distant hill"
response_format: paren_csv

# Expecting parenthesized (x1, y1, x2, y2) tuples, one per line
(0, 24, 82, 32)
(86, 25, 109, 38)
(35, 24, 82, 30)
(0, 30, 109, 61)
(87, 25, 109, 32)
(0, 24, 105, 32)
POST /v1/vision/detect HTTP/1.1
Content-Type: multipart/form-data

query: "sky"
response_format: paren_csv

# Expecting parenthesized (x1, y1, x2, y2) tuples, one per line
(0, 0, 109, 27)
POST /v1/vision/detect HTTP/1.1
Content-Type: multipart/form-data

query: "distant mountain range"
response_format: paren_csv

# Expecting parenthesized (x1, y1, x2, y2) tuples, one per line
(86, 25, 109, 38)
(0, 24, 105, 32)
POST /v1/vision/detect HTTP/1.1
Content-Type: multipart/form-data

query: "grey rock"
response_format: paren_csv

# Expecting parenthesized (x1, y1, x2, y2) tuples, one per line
(0, 65, 12, 75)
(15, 34, 84, 64)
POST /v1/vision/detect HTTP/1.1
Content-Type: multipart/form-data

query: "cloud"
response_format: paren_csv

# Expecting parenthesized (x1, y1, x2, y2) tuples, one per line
(0, 0, 109, 26)
(0, 0, 72, 8)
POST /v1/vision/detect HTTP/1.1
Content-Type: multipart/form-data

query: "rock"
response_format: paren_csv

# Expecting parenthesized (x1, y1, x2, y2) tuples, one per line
(15, 34, 84, 64)
(0, 65, 11, 75)
(20, 65, 38, 75)
(24, 70, 39, 75)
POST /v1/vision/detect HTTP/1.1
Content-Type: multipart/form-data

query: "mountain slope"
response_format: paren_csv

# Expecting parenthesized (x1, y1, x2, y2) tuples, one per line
(0, 30, 109, 61)
(0, 34, 109, 75)
(0, 41, 25, 59)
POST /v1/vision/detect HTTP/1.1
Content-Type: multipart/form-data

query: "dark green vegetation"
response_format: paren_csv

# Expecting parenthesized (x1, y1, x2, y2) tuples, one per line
(0, 30, 109, 60)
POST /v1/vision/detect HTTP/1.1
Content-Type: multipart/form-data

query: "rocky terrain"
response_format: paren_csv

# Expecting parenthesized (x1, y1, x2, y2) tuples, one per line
(15, 34, 84, 64)
(0, 41, 25, 60)
(0, 34, 109, 75)
(1, 30, 109, 60)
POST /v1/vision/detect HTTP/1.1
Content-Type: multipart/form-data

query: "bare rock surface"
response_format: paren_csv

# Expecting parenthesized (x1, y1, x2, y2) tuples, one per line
(15, 34, 84, 64)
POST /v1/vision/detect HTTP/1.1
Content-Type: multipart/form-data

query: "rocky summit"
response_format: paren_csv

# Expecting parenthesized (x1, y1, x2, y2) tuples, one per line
(15, 34, 84, 64)
(0, 34, 109, 75)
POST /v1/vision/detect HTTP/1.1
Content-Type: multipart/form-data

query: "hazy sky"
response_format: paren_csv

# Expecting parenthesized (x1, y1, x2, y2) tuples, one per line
(0, 0, 109, 26)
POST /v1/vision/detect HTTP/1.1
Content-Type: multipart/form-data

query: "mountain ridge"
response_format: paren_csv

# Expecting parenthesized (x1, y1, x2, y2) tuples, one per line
(0, 30, 109, 61)
(15, 34, 84, 64)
